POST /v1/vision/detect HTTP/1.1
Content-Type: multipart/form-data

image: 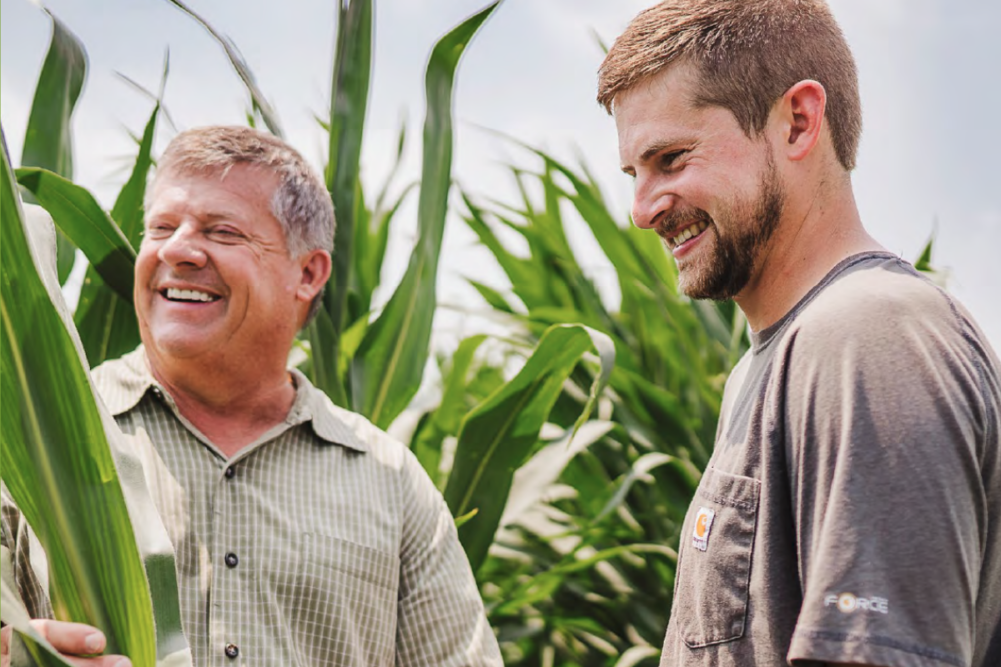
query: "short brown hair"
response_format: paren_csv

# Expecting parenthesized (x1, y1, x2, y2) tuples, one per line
(151, 126, 334, 324)
(598, 0, 861, 170)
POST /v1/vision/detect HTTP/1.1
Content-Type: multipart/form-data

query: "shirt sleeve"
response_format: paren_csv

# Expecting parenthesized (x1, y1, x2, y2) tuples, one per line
(395, 450, 503, 667)
(783, 294, 989, 667)
(1, 487, 53, 623)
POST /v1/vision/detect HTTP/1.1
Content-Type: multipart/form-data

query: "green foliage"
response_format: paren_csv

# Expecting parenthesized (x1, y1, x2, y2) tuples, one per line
(456, 151, 747, 664)
(72, 101, 161, 367)
(445, 324, 614, 572)
(1, 130, 167, 667)
(19, 8, 87, 283)
(349, 2, 500, 429)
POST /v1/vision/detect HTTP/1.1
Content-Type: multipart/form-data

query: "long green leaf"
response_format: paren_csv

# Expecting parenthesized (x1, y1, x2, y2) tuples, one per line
(1, 129, 156, 665)
(20, 7, 88, 283)
(350, 1, 500, 428)
(16, 168, 135, 303)
(74, 101, 160, 366)
(323, 0, 373, 399)
(164, 0, 283, 137)
(444, 323, 614, 572)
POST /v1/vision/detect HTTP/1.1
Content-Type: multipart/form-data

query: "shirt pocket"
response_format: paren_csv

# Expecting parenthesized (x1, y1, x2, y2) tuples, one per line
(295, 533, 400, 665)
(674, 467, 760, 649)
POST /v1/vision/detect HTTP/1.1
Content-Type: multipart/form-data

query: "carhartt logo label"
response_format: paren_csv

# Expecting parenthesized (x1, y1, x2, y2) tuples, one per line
(692, 507, 715, 551)
(824, 592, 889, 614)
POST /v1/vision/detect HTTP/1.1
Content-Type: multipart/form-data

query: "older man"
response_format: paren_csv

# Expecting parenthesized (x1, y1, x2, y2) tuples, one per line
(2, 126, 501, 666)
(601, 1, 1001, 666)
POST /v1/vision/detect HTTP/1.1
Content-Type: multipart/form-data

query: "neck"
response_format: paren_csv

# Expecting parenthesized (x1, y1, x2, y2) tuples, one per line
(146, 349, 296, 458)
(735, 175, 884, 332)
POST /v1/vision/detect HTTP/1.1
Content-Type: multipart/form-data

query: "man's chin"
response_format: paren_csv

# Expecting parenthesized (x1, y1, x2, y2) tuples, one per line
(143, 329, 218, 362)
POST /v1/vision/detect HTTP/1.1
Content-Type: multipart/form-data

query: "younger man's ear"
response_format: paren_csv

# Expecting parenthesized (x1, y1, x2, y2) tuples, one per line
(777, 79, 827, 162)
(296, 250, 332, 302)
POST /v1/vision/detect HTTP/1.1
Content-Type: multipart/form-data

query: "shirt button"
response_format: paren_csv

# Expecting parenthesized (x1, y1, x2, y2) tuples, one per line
(224, 552, 239, 568)
(224, 643, 239, 659)
(224, 466, 236, 479)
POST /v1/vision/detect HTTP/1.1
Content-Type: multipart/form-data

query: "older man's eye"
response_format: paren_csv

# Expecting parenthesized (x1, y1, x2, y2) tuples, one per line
(146, 224, 174, 237)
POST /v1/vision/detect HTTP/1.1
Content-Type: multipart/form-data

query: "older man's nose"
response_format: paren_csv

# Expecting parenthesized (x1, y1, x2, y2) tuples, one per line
(158, 225, 207, 268)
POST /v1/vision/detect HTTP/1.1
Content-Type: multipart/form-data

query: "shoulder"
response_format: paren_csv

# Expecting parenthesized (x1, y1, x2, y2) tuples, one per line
(774, 256, 1000, 424)
(307, 388, 430, 484)
(784, 256, 982, 365)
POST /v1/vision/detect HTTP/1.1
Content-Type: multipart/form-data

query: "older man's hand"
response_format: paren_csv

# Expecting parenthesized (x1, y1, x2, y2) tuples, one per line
(0, 620, 130, 667)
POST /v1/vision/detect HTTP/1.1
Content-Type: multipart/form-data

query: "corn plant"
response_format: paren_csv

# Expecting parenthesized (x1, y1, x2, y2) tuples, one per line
(419, 151, 750, 665)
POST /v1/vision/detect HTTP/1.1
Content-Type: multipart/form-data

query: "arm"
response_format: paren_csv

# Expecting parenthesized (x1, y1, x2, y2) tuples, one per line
(395, 452, 502, 667)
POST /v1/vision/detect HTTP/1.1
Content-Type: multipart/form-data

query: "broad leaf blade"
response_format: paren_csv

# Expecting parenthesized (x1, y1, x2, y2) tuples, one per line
(16, 167, 135, 302)
(351, 2, 500, 428)
(1, 129, 157, 665)
(20, 7, 88, 283)
(444, 323, 614, 572)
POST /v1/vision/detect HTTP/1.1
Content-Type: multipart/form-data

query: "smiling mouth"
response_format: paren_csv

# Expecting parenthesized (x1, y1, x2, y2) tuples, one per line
(664, 219, 709, 249)
(161, 288, 221, 303)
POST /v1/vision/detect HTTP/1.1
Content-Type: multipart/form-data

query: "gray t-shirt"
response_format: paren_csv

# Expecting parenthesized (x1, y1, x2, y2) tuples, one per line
(659, 252, 1001, 666)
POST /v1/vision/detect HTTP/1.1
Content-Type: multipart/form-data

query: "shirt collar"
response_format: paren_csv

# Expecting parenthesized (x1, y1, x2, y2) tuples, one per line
(94, 347, 369, 453)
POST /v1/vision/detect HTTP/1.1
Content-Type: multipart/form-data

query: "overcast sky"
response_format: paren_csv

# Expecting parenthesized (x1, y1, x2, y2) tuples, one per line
(2, 0, 999, 351)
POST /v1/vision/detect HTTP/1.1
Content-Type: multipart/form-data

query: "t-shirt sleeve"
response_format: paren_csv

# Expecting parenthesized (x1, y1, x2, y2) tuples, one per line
(783, 292, 988, 667)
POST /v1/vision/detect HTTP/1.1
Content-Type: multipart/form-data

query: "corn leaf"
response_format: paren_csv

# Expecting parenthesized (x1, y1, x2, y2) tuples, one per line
(74, 101, 159, 366)
(2, 128, 191, 660)
(325, 0, 373, 366)
(1, 127, 159, 664)
(349, 2, 500, 429)
(16, 168, 135, 303)
(444, 323, 614, 572)
(164, 0, 283, 138)
(20, 7, 88, 284)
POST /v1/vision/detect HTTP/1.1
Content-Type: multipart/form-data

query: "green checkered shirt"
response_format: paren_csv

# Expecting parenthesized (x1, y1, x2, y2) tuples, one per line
(4, 347, 501, 666)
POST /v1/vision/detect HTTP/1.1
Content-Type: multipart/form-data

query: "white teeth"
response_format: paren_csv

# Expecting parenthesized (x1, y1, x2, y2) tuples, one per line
(165, 288, 217, 302)
(671, 221, 707, 247)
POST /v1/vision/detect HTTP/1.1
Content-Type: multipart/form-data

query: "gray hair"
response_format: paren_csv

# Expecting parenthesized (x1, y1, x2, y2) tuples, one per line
(149, 126, 334, 325)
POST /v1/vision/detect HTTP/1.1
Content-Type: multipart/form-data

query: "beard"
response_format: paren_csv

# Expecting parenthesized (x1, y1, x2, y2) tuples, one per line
(659, 154, 785, 301)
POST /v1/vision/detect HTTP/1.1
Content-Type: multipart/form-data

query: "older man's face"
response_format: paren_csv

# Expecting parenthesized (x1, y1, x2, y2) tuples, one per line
(136, 164, 307, 369)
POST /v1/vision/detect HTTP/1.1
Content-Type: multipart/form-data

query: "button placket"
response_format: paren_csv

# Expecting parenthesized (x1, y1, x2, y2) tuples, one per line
(211, 457, 243, 665)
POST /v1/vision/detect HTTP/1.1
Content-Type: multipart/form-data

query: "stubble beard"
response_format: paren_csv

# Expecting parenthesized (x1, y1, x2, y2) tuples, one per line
(670, 158, 785, 301)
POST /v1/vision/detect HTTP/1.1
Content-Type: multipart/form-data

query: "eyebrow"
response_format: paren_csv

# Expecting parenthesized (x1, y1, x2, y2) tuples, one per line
(621, 137, 695, 174)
